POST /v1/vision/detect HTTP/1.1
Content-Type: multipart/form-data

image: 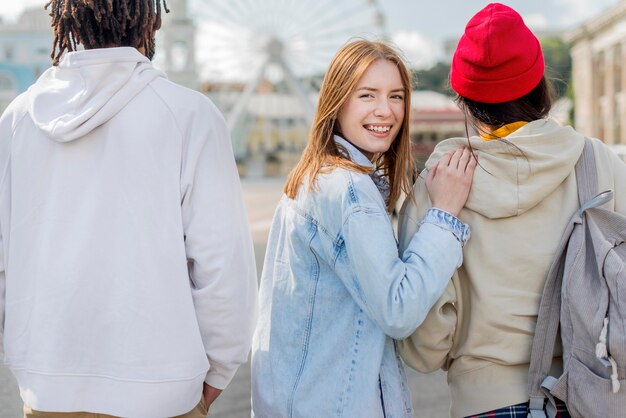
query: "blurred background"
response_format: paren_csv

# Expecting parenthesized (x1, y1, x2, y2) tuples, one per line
(1, 0, 625, 171)
(1, 1, 625, 417)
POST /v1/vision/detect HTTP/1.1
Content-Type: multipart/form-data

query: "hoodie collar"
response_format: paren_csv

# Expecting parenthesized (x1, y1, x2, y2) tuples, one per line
(28, 47, 165, 143)
(58, 47, 151, 67)
(425, 118, 585, 219)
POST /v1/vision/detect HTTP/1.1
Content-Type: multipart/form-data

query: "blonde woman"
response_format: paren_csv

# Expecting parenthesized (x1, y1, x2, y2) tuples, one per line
(251, 40, 476, 418)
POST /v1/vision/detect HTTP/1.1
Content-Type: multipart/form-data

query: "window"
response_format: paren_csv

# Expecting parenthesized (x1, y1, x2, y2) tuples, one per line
(0, 72, 18, 113)
(3, 45, 15, 61)
(0, 72, 17, 90)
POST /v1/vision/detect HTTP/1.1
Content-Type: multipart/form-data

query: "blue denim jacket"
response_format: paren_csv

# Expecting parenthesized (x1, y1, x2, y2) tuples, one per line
(251, 136, 469, 418)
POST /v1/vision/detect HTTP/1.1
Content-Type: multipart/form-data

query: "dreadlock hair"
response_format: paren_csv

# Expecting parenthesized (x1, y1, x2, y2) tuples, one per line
(45, 0, 170, 65)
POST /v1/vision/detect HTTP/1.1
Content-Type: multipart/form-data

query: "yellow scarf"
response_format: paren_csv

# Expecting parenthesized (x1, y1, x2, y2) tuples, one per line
(481, 121, 528, 141)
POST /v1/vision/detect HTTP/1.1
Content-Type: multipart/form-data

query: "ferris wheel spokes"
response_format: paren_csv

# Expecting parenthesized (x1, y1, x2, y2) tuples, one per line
(193, 0, 387, 160)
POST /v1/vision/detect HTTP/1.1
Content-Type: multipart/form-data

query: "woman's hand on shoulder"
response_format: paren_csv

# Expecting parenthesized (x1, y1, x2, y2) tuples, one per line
(425, 147, 477, 217)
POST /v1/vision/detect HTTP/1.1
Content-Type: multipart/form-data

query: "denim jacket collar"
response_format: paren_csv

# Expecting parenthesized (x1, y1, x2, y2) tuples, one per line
(334, 135, 374, 168)
(334, 135, 390, 202)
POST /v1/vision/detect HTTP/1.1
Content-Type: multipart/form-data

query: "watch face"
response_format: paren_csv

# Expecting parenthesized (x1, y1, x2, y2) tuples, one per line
(171, 41, 189, 71)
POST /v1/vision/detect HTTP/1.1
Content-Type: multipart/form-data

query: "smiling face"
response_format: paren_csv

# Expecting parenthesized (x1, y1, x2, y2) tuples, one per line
(336, 59, 406, 160)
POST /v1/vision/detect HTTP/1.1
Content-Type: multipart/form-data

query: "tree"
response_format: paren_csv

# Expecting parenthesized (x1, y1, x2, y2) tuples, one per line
(539, 36, 572, 98)
(412, 62, 452, 95)
(411, 35, 572, 99)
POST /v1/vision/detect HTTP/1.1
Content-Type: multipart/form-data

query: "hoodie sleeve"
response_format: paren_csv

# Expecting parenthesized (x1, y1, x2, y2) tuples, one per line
(0, 232, 4, 353)
(593, 139, 626, 216)
(396, 279, 458, 372)
(396, 174, 459, 372)
(180, 101, 258, 390)
(0, 106, 16, 353)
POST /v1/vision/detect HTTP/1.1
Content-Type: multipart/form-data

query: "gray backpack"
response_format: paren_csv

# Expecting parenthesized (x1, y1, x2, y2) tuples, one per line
(528, 139, 626, 418)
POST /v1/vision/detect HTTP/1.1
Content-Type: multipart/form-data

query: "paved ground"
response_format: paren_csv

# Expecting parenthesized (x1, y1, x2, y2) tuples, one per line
(0, 177, 451, 418)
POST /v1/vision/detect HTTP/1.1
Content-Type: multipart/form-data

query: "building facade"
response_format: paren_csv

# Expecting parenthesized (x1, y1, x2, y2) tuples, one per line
(567, 1, 626, 146)
(0, 2, 199, 113)
(409, 90, 466, 169)
(154, 0, 199, 90)
(0, 7, 53, 113)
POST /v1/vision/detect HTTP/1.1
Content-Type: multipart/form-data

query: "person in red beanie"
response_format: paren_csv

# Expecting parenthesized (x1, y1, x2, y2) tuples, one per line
(396, 3, 626, 418)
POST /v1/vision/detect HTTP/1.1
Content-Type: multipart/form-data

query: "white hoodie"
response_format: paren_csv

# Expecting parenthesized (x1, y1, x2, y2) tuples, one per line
(0, 47, 258, 417)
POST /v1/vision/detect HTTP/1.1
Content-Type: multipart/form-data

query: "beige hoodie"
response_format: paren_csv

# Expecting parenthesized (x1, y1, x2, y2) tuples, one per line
(397, 119, 626, 417)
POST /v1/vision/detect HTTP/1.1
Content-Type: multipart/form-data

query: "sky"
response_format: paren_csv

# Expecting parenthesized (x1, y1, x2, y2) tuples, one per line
(0, 0, 622, 71)
(382, 0, 622, 67)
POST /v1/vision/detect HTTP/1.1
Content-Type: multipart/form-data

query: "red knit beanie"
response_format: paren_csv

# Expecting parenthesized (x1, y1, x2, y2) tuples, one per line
(450, 3, 544, 104)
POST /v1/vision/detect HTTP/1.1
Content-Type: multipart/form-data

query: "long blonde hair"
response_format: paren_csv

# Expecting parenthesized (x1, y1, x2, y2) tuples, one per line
(284, 40, 414, 212)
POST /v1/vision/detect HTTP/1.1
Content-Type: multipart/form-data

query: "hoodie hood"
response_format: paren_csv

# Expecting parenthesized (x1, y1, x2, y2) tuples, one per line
(426, 118, 585, 219)
(28, 47, 165, 142)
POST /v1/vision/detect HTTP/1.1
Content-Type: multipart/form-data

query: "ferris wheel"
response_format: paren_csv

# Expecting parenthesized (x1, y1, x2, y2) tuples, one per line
(190, 0, 387, 159)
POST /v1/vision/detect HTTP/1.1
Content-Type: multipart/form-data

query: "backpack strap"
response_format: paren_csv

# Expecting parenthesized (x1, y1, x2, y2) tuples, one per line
(574, 139, 614, 215)
(527, 222, 571, 418)
(527, 138, 598, 418)
(575, 138, 598, 205)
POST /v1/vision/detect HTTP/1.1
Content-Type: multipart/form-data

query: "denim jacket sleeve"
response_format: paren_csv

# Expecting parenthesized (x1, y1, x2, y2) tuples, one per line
(337, 201, 469, 340)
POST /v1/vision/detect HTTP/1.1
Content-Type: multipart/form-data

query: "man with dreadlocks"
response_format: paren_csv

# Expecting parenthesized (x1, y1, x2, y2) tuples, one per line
(0, 0, 258, 417)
